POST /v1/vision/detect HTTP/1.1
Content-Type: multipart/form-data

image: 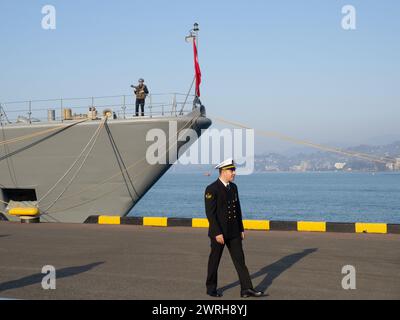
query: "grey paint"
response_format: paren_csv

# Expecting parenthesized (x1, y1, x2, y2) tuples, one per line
(0, 109, 211, 222)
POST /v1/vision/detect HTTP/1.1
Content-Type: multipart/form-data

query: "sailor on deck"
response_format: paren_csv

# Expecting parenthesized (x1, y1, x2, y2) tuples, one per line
(131, 78, 149, 117)
(204, 158, 264, 298)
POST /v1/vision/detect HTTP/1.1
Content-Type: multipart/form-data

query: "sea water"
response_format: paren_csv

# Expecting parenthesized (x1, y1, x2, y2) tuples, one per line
(129, 171, 400, 223)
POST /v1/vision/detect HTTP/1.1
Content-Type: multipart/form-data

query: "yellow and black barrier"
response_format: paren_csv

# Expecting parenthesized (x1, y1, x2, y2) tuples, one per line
(84, 216, 400, 235)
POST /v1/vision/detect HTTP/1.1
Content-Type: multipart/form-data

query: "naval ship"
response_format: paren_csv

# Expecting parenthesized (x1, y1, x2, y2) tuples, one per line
(0, 94, 211, 223)
(0, 24, 210, 223)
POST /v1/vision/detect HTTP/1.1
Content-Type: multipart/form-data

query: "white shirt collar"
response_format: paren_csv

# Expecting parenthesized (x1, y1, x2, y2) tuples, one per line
(219, 178, 229, 187)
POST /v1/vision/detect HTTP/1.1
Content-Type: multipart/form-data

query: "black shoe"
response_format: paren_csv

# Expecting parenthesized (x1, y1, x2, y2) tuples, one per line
(207, 290, 223, 298)
(241, 288, 264, 298)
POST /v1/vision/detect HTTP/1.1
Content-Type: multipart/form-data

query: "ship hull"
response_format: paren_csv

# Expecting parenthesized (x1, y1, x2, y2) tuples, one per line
(0, 109, 211, 223)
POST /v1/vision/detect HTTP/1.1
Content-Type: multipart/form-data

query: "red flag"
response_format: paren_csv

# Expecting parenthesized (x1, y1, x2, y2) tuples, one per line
(193, 40, 201, 97)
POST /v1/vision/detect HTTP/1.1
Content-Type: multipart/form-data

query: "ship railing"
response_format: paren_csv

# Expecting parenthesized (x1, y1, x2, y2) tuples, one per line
(0, 93, 198, 125)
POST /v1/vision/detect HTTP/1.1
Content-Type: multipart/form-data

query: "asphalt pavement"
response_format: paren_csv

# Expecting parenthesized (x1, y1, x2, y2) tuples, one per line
(0, 222, 399, 300)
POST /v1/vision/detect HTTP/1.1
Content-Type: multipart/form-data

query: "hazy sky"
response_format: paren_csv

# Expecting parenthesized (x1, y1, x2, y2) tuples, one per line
(1, 0, 399, 153)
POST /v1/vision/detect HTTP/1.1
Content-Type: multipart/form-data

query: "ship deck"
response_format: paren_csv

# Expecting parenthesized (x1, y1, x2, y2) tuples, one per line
(0, 222, 399, 300)
(1, 114, 198, 130)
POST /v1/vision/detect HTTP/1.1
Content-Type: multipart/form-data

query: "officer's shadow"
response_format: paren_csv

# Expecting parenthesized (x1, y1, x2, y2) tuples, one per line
(0, 262, 104, 293)
(219, 248, 318, 294)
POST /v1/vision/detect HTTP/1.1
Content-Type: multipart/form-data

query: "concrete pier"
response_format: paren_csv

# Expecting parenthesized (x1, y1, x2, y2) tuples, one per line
(0, 222, 399, 300)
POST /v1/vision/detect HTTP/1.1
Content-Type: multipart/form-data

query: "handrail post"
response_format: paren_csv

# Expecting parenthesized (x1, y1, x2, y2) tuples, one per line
(28, 100, 32, 124)
(60, 98, 63, 123)
(149, 94, 153, 118)
(172, 93, 177, 116)
(122, 95, 126, 119)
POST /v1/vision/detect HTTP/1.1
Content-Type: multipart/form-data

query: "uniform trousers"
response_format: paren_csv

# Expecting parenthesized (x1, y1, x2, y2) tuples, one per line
(206, 236, 253, 292)
(135, 99, 145, 116)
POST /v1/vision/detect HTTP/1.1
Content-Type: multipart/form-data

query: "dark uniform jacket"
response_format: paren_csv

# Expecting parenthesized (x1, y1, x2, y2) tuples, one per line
(134, 85, 149, 100)
(205, 179, 245, 240)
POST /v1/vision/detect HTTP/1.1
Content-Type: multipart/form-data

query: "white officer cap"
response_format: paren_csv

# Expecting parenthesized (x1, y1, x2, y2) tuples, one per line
(215, 158, 236, 170)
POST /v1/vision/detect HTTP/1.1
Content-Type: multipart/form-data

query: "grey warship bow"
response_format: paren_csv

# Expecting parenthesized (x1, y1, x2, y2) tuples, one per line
(0, 95, 211, 223)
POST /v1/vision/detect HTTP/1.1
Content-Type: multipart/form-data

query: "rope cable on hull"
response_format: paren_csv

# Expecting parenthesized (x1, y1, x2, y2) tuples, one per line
(0, 119, 88, 147)
(41, 118, 107, 214)
(40, 114, 201, 216)
(38, 118, 106, 203)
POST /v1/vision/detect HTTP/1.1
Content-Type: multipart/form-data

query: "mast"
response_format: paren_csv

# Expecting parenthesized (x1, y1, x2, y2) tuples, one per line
(181, 23, 202, 114)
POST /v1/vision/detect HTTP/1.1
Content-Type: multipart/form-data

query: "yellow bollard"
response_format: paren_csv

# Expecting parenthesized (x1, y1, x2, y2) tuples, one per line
(8, 207, 40, 223)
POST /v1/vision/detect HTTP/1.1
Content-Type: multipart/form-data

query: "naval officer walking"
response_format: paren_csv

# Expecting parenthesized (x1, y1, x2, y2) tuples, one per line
(204, 158, 264, 298)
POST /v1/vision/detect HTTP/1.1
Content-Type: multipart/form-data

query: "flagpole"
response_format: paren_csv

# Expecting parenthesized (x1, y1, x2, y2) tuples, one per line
(179, 22, 199, 115)
(193, 23, 201, 99)
(194, 23, 199, 52)
(180, 23, 201, 114)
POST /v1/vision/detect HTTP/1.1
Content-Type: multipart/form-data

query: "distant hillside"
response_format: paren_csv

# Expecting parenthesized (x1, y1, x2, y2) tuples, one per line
(255, 141, 400, 172)
(168, 141, 400, 173)
(347, 141, 400, 158)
